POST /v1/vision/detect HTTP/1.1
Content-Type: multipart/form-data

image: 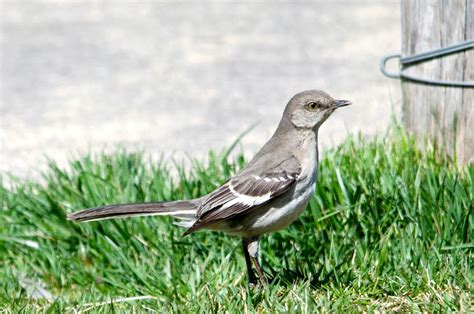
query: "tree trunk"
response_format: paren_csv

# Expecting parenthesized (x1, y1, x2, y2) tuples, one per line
(401, 0, 473, 164)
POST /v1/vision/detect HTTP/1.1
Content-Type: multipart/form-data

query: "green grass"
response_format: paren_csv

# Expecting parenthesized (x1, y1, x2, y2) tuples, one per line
(0, 127, 472, 312)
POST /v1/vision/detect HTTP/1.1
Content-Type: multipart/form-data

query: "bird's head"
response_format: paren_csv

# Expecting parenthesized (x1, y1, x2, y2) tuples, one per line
(284, 90, 351, 130)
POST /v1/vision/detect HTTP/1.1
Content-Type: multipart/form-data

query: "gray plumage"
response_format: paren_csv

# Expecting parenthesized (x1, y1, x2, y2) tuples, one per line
(68, 90, 351, 286)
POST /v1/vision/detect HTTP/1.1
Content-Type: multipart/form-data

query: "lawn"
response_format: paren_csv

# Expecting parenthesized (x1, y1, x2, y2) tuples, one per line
(0, 127, 472, 312)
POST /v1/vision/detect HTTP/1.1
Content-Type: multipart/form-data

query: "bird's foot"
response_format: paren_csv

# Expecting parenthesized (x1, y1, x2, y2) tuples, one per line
(247, 277, 268, 288)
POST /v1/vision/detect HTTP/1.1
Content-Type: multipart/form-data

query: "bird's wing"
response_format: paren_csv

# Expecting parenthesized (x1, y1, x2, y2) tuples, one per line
(184, 155, 301, 234)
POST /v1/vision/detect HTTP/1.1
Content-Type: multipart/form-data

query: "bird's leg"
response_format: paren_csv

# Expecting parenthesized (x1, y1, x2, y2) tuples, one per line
(243, 236, 268, 286)
(242, 237, 258, 287)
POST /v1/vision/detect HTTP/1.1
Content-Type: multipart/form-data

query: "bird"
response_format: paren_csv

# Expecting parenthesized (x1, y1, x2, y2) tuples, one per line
(67, 90, 351, 287)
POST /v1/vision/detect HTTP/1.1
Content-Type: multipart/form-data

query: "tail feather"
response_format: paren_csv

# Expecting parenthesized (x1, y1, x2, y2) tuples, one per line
(67, 200, 198, 222)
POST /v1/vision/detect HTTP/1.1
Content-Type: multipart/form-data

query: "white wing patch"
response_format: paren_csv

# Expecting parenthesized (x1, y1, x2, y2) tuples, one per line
(224, 182, 272, 209)
(185, 155, 303, 234)
(192, 169, 301, 230)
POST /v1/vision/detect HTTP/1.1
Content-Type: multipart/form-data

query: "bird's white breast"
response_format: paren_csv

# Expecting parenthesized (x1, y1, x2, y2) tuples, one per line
(235, 135, 319, 237)
(246, 181, 316, 235)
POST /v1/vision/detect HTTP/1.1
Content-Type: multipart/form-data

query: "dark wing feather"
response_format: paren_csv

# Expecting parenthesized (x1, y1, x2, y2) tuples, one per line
(183, 167, 301, 235)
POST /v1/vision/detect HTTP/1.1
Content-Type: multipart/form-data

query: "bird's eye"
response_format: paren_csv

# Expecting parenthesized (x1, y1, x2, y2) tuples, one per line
(305, 102, 318, 111)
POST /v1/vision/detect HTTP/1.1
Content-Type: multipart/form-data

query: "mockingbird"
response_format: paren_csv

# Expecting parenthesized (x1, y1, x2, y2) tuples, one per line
(68, 90, 351, 286)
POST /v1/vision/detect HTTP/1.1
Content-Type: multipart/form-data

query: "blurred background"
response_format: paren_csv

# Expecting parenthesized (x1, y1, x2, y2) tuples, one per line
(0, 0, 401, 179)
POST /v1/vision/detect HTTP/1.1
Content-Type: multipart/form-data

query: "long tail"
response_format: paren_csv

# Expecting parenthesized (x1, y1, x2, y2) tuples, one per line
(67, 199, 199, 223)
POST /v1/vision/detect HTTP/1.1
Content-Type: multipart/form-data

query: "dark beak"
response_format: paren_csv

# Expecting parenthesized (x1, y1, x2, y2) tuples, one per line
(334, 99, 352, 107)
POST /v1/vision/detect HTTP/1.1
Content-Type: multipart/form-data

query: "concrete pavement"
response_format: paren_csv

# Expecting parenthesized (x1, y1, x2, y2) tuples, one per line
(1, 1, 402, 179)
